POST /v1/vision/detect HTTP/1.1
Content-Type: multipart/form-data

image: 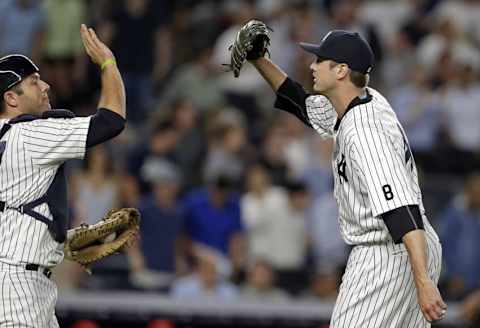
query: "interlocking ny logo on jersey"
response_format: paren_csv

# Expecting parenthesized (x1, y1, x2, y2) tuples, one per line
(337, 153, 348, 183)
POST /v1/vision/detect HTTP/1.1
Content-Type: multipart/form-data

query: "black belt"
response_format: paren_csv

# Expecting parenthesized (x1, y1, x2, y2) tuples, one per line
(25, 263, 52, 279)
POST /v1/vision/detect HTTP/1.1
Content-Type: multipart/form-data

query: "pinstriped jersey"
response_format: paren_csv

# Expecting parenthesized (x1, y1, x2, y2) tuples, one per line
(306, 88, 428, 245)
(0, 116, 90, 266)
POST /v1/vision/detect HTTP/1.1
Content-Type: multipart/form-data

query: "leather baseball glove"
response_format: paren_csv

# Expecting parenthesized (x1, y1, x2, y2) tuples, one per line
(227, 19, 272, 78)
(64, 208, 141, 273)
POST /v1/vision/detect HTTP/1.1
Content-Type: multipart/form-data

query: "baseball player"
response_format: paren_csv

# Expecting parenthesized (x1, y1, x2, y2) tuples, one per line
(245, 28, 446, 327)
(0, 24, 125, 327)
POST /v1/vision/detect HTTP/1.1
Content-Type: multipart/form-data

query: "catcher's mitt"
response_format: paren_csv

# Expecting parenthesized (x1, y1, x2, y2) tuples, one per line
(64, 208, 141, 273)
(227, 19, 272, 78)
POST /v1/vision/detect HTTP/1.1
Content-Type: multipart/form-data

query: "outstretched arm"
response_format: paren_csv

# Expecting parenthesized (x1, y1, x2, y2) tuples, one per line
(80, 24, 125, 119)
(249, 57, 287, 92)
(80, 24, 126, 147)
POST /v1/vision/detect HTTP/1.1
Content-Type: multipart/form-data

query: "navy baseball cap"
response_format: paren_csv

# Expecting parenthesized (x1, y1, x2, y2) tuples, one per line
(300, 30, 374, 74)
(0, 54, 39, 95)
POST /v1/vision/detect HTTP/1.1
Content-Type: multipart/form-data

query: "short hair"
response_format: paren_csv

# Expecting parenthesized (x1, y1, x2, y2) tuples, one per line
(349, 70, 369, 88)
(0, 84, 23, 114)
(329, 61, 369, 88)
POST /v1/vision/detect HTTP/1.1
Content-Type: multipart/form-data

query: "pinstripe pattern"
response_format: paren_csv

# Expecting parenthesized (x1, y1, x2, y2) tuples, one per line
(0, 264, 59, 327)
(305, 95, 337, 139)
(0, 116, 90, 266)
(331, 224, 441, 328)
(304, 87, 442, 327)
(0, 116, 90, 327)
(317, 88, 428, 245)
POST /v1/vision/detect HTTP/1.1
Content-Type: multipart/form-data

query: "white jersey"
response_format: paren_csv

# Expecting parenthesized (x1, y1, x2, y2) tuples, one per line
(0, 116, 90, 267)
(306, 88, 431, 245)
(304, 87, 442, 328)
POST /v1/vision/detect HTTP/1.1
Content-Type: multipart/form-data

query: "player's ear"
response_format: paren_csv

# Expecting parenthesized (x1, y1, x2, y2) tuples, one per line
(336, 64, 349, 80)
(3, 91, 19, 108)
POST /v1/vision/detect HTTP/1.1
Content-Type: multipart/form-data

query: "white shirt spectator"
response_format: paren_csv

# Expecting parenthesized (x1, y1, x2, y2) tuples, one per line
(442, 83, 480, 151)
(241, 187, 307, 270)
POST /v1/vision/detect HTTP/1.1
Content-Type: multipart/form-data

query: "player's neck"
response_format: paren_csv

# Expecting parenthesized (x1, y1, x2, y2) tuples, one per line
(0, 107, 24, 120)
(327, 86, 365, 119)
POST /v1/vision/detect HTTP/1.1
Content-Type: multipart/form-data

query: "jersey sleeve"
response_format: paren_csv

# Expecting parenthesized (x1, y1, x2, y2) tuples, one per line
(348, 123, 418, 217)
(274, 78, 336, 139)
(20, 116, 91, 166)
(274, 77, 312, 127)
(305, 95, 337, 139)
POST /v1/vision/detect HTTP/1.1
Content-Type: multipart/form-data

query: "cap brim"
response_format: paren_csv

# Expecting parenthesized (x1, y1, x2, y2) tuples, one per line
(299, 42, 333, 62)
(299, 42, 323, 57)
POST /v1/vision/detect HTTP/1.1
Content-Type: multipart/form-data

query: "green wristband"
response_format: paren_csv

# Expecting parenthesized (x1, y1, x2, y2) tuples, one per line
(101, 58, 116, 70)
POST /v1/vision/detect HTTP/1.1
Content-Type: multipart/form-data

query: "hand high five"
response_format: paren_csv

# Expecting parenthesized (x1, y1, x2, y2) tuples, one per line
(80, 24, 115, 68)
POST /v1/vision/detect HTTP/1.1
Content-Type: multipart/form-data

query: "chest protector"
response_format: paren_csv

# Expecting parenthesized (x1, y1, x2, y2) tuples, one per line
(0, 110, 76, 243)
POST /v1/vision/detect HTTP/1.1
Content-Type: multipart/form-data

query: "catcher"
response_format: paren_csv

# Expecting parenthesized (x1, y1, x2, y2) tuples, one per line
(0, 24, 138, 327)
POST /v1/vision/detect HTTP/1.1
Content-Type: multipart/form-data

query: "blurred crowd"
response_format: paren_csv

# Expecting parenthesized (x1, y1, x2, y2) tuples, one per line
(3, 0, 480, 326)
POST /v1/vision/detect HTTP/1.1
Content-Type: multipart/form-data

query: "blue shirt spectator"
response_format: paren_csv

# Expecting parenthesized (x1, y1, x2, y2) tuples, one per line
(171, 250, 238, 301)
(171, 275, 238, 300)
(390, 68, 443, 152)
(139, 196, 184, 273)
(438, 174, 480, 298)
(183, 181, 243, 256)
(0, 0, 45, 57)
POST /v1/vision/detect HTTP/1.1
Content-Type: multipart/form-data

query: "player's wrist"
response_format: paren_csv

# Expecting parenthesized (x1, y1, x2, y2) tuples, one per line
(100, 58, 116, 70)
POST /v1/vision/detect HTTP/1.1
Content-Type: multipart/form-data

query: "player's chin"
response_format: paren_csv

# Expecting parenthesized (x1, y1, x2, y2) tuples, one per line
(312, 83, 325, 95)
(42, 101, 52, 111)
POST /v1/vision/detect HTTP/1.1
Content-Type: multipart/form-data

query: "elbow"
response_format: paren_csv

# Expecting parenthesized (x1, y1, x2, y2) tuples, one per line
(111, 118, 126, 137)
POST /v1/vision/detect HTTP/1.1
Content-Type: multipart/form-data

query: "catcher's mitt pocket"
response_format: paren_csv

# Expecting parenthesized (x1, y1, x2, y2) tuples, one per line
(64, 207, 141, 273)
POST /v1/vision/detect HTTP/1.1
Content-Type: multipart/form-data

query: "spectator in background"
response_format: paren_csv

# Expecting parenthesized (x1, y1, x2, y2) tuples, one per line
(417, 18, 480, 77)
(301, 270, 339, 301)
(72, 145, 119, 226)
(390, 65, 443, 171)
(241, 259, 289, 302)
(259, 122, 289, 186)
(203, 120, 248, 184)
(42, 0, 87, 109)
(382, 25, 419, 93)
(160, 44, 226, 112)
(274, 180, 311, 295)
(301, 135, 333, 198)
(129, 161, 185, 291)
(242, 169, 310, 295)
(459, 288, 480, 326)
(439, 60, 480, 174)
(438, 173, 480, 300)
(169, 98, 206, 188)
(105, 0, 164, 122)
(183, 174, 245, 269)
(281, 113, 312, 180)
(307, 192, 347, 298)
(0, 0, 45, 61)
(241, 163, 290, 264)
(434, 0, 480, 47)
(127, 119, 179, 194)
(171, 249, 238, 300)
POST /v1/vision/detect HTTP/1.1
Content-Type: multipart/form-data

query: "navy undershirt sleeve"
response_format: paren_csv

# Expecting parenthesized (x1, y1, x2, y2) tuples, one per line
(274, 77, 312, 127)
(86, 108, 126, 148)
(381, 205, 425, 244)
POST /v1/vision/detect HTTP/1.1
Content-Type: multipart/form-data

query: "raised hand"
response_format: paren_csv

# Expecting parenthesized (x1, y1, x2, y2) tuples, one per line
(80, 24, 115, 67)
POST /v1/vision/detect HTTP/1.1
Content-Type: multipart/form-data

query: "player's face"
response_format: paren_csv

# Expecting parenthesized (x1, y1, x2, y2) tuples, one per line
(18, 73, 51, 115)
(310, 58, 337, 94)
